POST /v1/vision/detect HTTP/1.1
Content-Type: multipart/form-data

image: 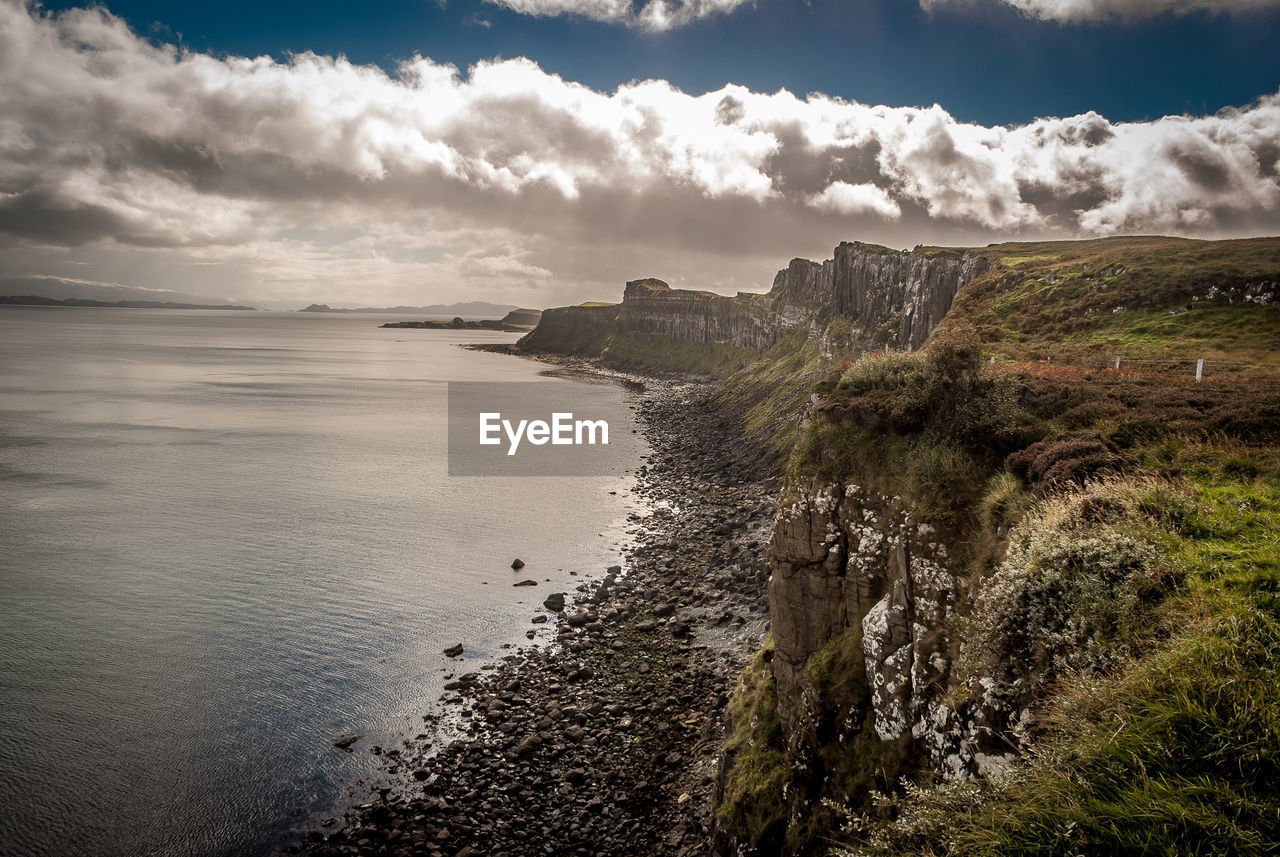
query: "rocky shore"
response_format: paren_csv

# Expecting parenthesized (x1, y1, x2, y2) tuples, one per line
(294, 360, 779, 857)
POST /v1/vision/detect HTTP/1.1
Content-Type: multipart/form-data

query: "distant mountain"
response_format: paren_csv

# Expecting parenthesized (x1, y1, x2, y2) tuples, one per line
(299, 301, 521, 316)
(0, 295, 256, 311)
(0, 277, 254, 308)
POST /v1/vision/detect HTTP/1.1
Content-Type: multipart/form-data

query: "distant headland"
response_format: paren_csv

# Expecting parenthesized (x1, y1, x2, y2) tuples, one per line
(379, 308, 542, 331)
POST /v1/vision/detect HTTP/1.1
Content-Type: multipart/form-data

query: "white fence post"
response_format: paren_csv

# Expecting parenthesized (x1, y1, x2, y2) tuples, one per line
(1196, 358, 1204, 384)
(1115, 356, 1121, 370)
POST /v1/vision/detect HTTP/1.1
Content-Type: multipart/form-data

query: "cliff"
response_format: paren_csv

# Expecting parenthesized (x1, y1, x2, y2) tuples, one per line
(500, 308, 542, 326)
(516, 235, 1280, 856)
(708, 239, 1280, 856)
(518, 243, 995, 377)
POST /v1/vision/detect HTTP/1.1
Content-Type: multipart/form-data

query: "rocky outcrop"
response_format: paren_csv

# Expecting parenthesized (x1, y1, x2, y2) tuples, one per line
(519, 243, 995, 374)
(769, 482, 1028, 793)
(500, 308, 542, 326)
(815, 243, 993, 350)
(517, 303, 618, 355)
(618, 278, 777, 352)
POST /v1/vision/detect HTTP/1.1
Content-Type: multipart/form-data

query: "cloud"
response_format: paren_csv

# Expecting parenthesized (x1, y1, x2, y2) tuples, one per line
(808, 182, 901, 220)
(484, 0, 753, 30)
(923, 0, 1280, 23)
(455, 246, 555, 280)
(0, 1, 1278, 305)
(489, 0, 1280, 27)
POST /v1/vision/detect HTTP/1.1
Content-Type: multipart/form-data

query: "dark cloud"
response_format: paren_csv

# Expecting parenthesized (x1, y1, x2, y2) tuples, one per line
(1017, 169, 1115, 228)
(0, 186, 135, 246)
(763, 123, 885, 195)
(1166, 140, 1234, 191)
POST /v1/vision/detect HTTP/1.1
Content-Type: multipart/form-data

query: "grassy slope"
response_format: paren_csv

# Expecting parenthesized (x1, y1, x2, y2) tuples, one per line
(948, 236, 1280, 371)
(600, 330, 759, 378)
(836, 447, 1280, 857)
(799, 354, 1280, 854)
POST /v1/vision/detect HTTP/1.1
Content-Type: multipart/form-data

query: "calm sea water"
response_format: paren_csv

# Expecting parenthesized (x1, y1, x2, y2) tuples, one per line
(0, 307, 645, 857)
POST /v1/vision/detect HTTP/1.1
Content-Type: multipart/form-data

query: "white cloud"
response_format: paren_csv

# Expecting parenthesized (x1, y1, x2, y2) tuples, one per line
(0, 1, 1278, 306)
(485, 0, 753, 30)
(455, 246, 555, 280)
(924, 0, 1280, 23)
(808, 181, 901, 220)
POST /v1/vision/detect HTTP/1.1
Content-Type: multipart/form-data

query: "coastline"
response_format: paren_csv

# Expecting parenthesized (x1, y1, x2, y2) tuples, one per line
(293, 347, 778, 856)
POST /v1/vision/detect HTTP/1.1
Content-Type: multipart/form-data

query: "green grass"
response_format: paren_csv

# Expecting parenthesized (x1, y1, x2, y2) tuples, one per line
(600, 330, 760, 378)
(717, 642, 791, 850)
(1066, 304, 1280, 367)
(948, 236, 1280, 373)
(716, 329, 834, 463)
(835, 442, 1280, 857)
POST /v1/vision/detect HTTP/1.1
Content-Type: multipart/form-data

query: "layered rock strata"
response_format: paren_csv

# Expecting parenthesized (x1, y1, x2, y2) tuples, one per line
(519, 244, 994, 365)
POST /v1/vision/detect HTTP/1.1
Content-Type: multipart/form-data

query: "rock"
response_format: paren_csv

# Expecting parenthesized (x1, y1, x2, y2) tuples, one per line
(513, 579, 537, 587)
(515, 734, 541, 755)
(565, 612, 589, 628)
(443, 643, 464, 658)
(543, 593, 566, 612)
(511, 558, 525, 570)
(332, 734, 359, 749)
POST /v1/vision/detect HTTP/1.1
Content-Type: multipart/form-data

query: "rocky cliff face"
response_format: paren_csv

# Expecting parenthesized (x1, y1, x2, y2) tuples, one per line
(769, 483, 1029, 788)
(617, 278, 778, 352)
(517, 303, 619, 356)
(704, 479, 1035, 856)
(771, 244, 993, 351)
(520, 244, 995, 372)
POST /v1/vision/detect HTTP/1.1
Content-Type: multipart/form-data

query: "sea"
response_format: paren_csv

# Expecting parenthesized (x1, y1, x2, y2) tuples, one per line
(0, 307, 647, 857)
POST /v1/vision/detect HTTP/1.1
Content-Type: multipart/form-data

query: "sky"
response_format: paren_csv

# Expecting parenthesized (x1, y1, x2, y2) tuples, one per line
(1, 0, 1278, 309)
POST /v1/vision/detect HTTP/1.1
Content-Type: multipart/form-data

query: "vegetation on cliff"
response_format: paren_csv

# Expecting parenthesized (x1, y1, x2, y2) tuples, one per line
(834, 459, 1280, 857)
(721, 353, 1280, 854)
(710, 239, 1280, 857)
(716, 642, 790, 852)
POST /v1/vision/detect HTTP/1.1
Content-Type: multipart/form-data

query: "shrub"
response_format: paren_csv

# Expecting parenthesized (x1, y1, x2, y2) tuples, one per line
(833, 329, 1034, 463)
(1105, 418, 1168, 448)
(968, 481, 1181, 686)
(1208, 403, 1280, 440)
(1005, 433, 1133, 491)
(1057, 398, 1126, 429)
